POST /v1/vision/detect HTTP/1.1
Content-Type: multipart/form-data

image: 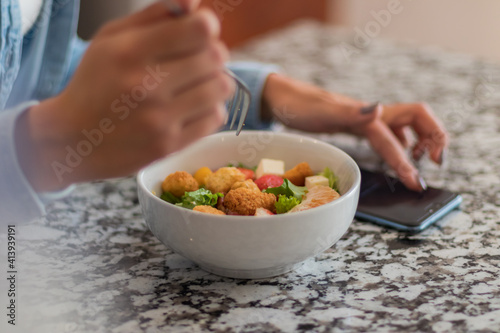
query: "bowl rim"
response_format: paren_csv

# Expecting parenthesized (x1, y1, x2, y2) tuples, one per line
(137, 130, 361, 220)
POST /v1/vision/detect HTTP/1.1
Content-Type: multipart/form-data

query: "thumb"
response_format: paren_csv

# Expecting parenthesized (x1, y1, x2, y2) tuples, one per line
(180, 0, 202, 12)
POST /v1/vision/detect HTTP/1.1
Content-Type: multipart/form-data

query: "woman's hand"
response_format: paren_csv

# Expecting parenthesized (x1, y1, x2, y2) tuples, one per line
(262, 74, 448, 192)
(15, 1, 233, 192)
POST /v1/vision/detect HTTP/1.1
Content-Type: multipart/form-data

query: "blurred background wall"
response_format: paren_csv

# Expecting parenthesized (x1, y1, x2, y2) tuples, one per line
(78, 0, 500, 63)
(333, 0, 500, 63)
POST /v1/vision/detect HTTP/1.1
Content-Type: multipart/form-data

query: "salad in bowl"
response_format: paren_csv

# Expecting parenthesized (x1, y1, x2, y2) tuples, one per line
(137, 131, 360, 278)
(159, 159, 341, 216)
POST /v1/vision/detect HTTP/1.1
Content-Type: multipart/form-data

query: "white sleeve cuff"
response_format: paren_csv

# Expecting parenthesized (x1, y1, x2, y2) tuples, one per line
(0, 101, 73, 225)
(37, 185, 75, 206)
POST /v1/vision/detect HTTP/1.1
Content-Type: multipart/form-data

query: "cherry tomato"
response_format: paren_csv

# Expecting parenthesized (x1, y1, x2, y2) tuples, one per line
(254, 175, 284, 191)
(255, 208, 275, 216)
(237, 167, 255, 180)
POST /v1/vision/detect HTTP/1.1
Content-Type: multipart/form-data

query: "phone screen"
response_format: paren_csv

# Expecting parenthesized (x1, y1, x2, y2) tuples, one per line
(355, 169, 462, 233)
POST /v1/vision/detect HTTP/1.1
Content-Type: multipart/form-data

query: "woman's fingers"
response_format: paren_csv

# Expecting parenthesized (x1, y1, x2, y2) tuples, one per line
(156, 41, 229, 95)
(391, 126, 412, 148)
(357, 102, 446, 191)
(97, 0, 201, 37)
(165, 70, 233, 122)
(134, 9, 221, 61)
(175, 103, 227, 151)
(365, 120, 426, 192)
(102, 9, 220, 64)
(97, 3, 170, 37)
(382, 103, 448, 165)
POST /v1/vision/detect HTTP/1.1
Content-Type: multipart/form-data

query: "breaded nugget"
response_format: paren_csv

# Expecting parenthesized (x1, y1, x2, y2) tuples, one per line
(283, 162, 314, 186)
(162, 171, 199, 197)
(193, 205, 226, 215)
(223, 188, 276, 215)
(205, 167, 246, 194)
(231, 179, 260, 192)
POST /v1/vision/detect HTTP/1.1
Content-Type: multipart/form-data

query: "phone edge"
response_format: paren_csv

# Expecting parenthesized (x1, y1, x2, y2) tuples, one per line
(354, 194, 463, 233)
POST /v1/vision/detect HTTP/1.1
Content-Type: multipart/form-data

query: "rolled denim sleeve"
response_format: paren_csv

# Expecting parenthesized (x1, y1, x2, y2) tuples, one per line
(0, 102, 45, 225)
(226, 62, 281, 130)
(58, 37, 89, 92)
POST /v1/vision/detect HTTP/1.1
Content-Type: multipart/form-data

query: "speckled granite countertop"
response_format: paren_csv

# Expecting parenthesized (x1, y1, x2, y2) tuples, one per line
(1, 21, 500, 333)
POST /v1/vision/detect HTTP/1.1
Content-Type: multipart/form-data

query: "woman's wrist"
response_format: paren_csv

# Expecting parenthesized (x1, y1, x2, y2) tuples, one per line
(260, 73, 377, 134)
(260, 73, 280, 123)
(261, 73, 299, 121)
(261, 73, 337, 131)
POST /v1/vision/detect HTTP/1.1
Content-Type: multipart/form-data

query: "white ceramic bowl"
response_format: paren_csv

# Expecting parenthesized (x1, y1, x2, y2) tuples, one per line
(137, 131, 360, 279)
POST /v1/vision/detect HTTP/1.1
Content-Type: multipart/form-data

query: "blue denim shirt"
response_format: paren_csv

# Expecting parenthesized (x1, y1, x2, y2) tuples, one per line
(0, 0, 278, 225)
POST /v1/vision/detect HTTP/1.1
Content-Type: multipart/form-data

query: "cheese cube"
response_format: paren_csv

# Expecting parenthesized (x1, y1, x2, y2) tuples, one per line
(305, 175, 330, 189)
(255, 158, 285, 178)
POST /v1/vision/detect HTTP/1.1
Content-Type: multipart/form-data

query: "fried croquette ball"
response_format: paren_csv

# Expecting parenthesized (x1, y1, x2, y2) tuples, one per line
(162, 171, 199, 197)
(283, 162, 314, 186)
(205, 167, 246, 194)
(231, 179, 260, 192)
(193, 205, 226, 215)
(223, 188, 276, 215)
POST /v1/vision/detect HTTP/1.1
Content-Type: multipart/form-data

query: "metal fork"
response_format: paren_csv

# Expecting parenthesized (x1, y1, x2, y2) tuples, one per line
(162, 0, 251, 135)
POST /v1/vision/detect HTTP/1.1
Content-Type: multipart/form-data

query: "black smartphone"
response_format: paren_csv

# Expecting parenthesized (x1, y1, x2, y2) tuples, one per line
(355, 168, 462, 233)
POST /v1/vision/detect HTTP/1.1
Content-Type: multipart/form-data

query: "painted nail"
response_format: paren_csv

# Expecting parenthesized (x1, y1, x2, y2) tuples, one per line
(360, 102, 380, 115)
(162, 0, 185, 16)
(416, 174, 428, 192)
(413, 148, 426, 162)
(438, 148, 447, 165)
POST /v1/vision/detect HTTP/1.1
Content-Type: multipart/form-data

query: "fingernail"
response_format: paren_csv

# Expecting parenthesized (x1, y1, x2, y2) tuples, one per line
(438, 148, 447, 165)
(162, 0, 185, 16)
(360, 102, 380, 115)
(416, 174, 428, 192)
(413, 148, 425, 162)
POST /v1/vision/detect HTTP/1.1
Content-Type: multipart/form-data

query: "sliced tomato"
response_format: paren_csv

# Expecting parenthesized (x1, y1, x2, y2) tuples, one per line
(255, 208, 275, 216)
(254, 175, 284, 191)
(237, 167, 255, 180)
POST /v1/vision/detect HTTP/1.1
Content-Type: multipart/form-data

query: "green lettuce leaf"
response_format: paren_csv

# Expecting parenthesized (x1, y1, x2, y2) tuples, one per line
(275, 195, 301, 214)
(227, 162, 257, 171)
(264, 179, 307, 201)
(176, 188, 223, 209)
(160, 191, 182, 204)
(319, 167, 339, 191)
